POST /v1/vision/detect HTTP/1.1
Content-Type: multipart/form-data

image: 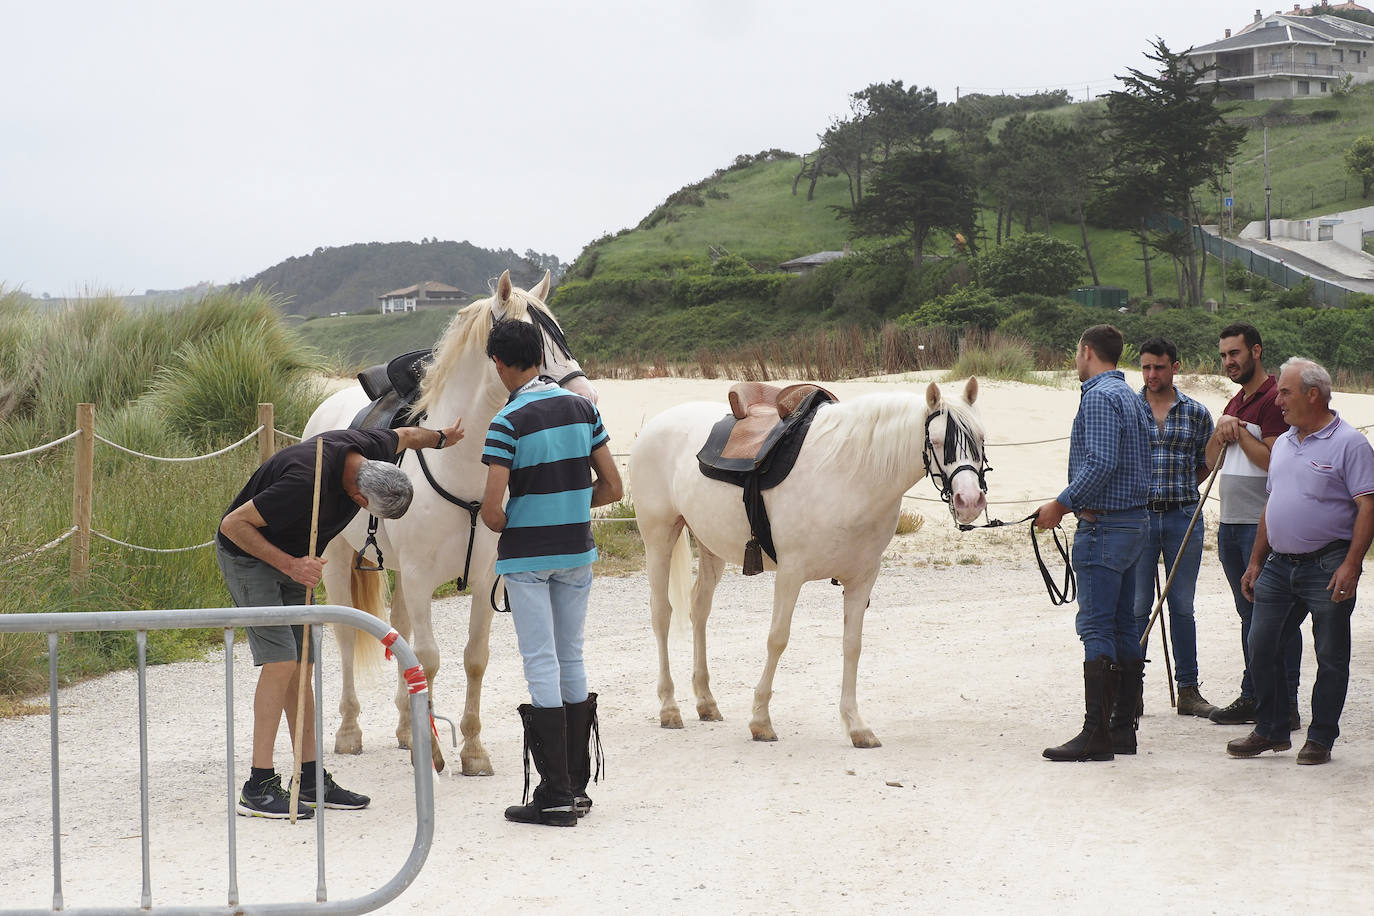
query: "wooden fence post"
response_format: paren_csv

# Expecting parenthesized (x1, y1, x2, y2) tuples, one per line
(258, 403, 275, 464)
(71, 403, 94, 588)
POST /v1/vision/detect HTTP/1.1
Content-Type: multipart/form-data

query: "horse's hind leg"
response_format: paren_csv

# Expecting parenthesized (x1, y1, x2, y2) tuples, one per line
(839, 571, 881, 748)
(645, 517, 685, 729)
(321, 542, 363, 754)
(692, 545, 726, 721)
(750, 571, 805, 742)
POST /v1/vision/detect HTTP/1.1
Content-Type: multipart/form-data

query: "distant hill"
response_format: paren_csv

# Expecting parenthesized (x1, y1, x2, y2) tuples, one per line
(230, 240, 561, 317)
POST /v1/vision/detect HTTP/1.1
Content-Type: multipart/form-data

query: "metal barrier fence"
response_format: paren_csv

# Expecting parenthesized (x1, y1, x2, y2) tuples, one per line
(1195, 227, 1354, 308)
(0, 604, 435, 916)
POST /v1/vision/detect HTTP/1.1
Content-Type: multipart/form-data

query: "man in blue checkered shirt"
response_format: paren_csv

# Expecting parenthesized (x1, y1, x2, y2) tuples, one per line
(1035, 325, 1152, 762)
(1129, 336, 1217, 729)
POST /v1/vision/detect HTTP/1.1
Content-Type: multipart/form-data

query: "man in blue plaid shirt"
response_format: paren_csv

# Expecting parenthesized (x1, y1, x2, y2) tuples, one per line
(1035, 325, 1152, 762)
(1129, 337, 1217, 727)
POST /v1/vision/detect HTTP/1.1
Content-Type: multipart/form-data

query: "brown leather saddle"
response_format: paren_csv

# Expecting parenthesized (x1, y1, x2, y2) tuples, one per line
(697, 382, 837, 574)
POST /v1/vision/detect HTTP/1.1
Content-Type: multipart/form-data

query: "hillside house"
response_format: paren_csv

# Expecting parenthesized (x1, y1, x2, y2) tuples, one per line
(1185, 7, 1374, 99)
(377, 280, 467, 314)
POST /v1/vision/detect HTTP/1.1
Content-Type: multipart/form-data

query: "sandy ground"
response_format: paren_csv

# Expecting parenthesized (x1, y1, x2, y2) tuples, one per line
(4, 371, 1374, 913)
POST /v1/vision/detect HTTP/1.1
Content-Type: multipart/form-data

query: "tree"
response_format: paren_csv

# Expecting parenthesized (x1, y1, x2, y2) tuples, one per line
(845, 143, 978, 269)
(975, 234, 1086, 297)
(1345, 136, 1374, 197)
(1103, 40, 1246, 306)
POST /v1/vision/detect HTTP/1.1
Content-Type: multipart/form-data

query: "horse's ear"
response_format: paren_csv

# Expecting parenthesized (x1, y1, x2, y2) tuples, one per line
(494, 270, 513, 317)
(531, 270, 551, 303)
(964, 376, 979, 405)
(925, 381, 941, 410)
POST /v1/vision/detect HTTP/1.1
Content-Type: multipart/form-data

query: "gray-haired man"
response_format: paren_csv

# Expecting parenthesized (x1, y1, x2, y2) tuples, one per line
(217, 421, 461, 818)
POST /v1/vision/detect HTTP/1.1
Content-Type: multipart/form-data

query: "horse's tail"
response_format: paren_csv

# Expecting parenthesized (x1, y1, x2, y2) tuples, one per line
(348, 555, 388, 677)
(667, 527, 692, 633)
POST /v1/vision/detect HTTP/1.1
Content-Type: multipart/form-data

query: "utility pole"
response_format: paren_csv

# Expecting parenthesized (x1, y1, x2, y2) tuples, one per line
(1264, 127, 1272, 241)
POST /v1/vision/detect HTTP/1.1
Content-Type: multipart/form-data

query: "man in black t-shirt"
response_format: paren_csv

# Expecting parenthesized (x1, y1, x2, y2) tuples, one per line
(218, 418, 462, 819)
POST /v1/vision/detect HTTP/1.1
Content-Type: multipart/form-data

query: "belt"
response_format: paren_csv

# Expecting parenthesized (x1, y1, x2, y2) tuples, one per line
(1146, 499, 1198, 512)
(1075, 506, 1145, 521)
(1271, 540, 1350, 564)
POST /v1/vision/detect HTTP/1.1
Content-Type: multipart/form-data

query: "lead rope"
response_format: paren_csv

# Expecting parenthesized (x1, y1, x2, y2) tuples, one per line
(959, 511, 1076, 607)
(590, 707, 604, 785)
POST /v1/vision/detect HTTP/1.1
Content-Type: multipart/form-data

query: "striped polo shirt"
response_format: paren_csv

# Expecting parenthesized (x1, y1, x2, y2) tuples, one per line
(481, 378, 609, 574)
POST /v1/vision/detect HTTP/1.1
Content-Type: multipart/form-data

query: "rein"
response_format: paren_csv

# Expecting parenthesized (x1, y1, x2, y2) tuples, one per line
(924, 407, 1075, 606)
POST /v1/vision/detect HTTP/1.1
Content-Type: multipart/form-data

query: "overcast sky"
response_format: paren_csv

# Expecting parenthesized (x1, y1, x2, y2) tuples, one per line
(2, 1, 1244, 297)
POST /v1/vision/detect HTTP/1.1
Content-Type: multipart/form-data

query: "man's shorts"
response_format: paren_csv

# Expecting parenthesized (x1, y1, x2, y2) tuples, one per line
(216, 543, 321, 666)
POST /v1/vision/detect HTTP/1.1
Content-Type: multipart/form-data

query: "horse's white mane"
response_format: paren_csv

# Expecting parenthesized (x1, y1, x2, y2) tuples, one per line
(412, 284, 542, 415)
(806, 390, 983, 481)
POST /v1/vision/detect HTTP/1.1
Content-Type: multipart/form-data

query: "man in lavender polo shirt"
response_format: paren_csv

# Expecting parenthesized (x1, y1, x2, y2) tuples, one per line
(1227, 358, 1374, 765)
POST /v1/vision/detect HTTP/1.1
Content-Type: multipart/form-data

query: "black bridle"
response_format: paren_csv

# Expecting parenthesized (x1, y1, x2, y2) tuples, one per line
(923, 407, 1075, 606)
(922, 408, 991, 513)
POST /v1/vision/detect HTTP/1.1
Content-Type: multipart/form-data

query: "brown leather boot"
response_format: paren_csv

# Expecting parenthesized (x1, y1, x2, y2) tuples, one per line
(1044, 657, 1117, 762)
(1176, 685, 1217, 718)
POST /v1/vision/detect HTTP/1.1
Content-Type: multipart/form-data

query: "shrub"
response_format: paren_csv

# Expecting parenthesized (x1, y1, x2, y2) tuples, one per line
(895, 285, 1006, 332)
(974, 234, 1086, 297)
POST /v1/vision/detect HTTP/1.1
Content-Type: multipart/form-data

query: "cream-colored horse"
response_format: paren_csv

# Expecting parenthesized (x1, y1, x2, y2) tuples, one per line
(303, 270, 595, 774)
(629, 379, 987, 747)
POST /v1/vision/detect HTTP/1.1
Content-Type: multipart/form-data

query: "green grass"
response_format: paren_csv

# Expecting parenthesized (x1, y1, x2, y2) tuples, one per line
(585, 156, 856, 275)
(292, 307, 462, 372)
(1, 288, 325, 710)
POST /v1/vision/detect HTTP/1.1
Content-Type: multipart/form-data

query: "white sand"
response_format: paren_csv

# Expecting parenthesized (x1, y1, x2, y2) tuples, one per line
(4, 371, 1374, 913)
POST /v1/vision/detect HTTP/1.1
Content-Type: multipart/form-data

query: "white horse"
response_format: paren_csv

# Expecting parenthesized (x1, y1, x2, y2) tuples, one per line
(629, 378, 988, 748)
(303, 269, 595, 774)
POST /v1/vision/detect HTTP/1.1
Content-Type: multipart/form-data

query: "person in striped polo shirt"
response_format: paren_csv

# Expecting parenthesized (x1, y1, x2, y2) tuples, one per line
(480, 319, 622, 827)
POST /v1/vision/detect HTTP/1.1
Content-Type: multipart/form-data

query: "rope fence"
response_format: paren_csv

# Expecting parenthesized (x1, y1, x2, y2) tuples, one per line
(2, 403, 282, 580)
(6, 401, 1372, 580)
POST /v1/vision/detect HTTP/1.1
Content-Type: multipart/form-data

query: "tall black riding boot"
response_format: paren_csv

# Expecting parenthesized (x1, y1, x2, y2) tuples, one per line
(505, 704, 578, 827)
(1043, 657, 1118, 762)
(1110, 658, 1145, 755)
(565, 693, 603, 818)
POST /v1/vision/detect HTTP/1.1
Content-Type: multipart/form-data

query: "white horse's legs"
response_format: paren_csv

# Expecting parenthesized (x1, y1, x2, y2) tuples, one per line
(391, 576, 415, 749)
(334, 624, 363, 754)
(320, 544, 363, 755)
(691, 546, 726, 721)
(646, 520, 686, 728)
(458, 580, 496, 776)
(839, 572, 881, 748)
(749, 571, 805, 742)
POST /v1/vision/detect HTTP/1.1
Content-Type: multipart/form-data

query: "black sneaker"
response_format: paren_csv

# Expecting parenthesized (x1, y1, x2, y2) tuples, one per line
(296, 770, 370, 810)
(1209, 695, 1257, 725)
(237, 773, 314, 819)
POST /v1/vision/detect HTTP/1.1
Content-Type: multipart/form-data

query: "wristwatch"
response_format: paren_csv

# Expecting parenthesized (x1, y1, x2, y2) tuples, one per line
(434, 430, 447, 449)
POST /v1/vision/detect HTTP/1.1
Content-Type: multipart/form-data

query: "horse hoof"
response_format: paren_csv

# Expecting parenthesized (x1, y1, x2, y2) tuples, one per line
(431, 744, 446, 774)
(660, 709, 684, 729)
(461, 755, 494, 777)
(697, 703, 724, 722)
(334, 731, 363, 755)
(850, 730, 882, 749)
(750, 726, 778, 742)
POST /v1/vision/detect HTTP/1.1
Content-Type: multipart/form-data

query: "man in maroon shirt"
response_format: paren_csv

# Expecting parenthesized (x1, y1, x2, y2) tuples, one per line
(1204, 322, 1301, 729)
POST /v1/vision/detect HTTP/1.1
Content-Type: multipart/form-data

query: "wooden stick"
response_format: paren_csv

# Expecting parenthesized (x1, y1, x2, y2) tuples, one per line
(289, 436, 325, 824)
(1140, 444, 1227, 650)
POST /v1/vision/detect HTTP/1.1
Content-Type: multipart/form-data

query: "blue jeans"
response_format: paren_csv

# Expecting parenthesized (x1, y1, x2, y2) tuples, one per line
(1248, 543, 1355, 747)
(1073, 509, 1148, 663)
(1131, 504, 1203, 686)
(1217, 523, 1301, 702)
(504, 564, 593, 709)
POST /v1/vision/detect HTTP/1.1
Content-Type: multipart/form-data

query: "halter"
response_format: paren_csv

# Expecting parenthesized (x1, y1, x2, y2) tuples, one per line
(922, 407, 990, 514)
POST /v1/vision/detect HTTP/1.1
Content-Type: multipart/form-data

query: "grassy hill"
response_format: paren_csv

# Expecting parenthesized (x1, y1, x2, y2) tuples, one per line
(292, 306, 460, 373)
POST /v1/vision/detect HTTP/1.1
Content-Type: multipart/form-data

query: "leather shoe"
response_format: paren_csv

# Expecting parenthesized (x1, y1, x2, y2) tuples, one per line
(1210, 695, 1256, 725)
(1226, 730, 1291, 758)
(1297, 740, 1331, 765)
